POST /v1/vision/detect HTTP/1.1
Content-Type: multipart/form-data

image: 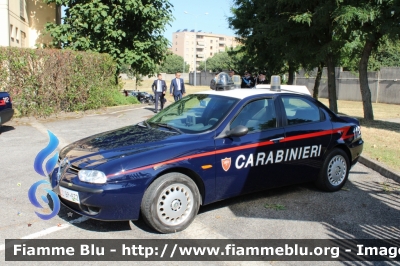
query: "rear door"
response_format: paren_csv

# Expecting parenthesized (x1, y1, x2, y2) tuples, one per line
(277, 95, 332, 184)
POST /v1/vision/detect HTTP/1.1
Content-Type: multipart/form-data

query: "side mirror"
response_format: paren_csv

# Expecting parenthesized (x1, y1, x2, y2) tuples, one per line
(226, 125, 248, 137)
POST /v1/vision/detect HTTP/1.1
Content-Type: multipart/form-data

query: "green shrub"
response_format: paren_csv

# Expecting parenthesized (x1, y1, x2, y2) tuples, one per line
(0, 47, 135, 117)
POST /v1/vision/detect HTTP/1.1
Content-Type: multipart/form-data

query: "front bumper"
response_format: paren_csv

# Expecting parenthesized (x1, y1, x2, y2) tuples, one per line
(50, 168, 146, 221)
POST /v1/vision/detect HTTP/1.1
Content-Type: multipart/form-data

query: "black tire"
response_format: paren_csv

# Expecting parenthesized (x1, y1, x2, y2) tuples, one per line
(315, 148, 349, 192)
(140, 173, 201, 233)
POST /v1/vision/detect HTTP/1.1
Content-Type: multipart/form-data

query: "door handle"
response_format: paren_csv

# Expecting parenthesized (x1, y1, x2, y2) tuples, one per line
(269, 137, 284, 143)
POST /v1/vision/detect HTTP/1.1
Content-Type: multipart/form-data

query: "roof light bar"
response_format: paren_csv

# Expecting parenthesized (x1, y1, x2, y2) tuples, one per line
(270, 75, 281, 91)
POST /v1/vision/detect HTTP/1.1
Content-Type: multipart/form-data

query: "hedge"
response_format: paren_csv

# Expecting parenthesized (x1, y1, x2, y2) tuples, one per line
(0, 47, 130, 117)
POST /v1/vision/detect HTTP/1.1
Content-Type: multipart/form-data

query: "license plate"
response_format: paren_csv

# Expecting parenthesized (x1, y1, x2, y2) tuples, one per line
(59, 186, 80, 204)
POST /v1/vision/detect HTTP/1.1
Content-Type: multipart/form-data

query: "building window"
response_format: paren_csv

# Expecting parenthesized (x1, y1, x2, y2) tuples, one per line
(20, 0, 24, 19)
(21, 31, 26, 47)
(175, 48, 177, 51)
(10, 25, 14, 42)
(210, 52, 213, 56)
(210, 46, 213, 50)
(210, 40, 213, 43)
(15, 27, 19, 43)
(176, 35, 178, 38)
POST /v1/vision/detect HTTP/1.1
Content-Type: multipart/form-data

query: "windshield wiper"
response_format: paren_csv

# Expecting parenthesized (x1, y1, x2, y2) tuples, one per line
(149, 122, 182, 133)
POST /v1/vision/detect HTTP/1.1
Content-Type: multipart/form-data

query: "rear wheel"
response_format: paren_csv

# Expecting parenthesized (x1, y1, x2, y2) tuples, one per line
(141, 173, 201, 233)
(315, 148, 349, 192)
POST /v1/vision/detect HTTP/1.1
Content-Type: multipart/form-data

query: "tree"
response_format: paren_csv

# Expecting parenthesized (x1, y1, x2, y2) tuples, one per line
(369, 39, 400, 70)
(44, 0, 173, 80)
(120, 64, 143, 90)
(229, 0, 344, 111)
(159, 53, 189, 74)
(340, 36, 400, 71)
(288, 0, 348, 113)
(196, 48, 246, 74)
(333, 0, 400, 120)
(198, 51, 231, 72)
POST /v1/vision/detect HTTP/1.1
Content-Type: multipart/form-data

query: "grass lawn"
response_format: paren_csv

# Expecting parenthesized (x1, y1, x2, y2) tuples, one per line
(123, 79, 400, 173)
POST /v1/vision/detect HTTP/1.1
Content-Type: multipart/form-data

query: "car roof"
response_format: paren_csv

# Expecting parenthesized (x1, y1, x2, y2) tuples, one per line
(196, 85, 311, 100)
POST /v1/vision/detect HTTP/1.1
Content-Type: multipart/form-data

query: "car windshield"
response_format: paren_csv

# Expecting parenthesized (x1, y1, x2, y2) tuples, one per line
(147, 94, 239, 134)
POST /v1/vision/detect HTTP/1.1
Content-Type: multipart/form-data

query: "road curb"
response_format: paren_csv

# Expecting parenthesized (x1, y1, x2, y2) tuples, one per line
(359, 155, 400, 183)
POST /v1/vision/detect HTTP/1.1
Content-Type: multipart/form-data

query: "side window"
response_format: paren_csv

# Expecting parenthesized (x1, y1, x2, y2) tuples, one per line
(230, 99, 277, 132)
(281, 96, 320, 125)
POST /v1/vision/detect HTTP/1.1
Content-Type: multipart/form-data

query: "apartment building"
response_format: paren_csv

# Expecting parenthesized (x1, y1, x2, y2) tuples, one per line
(171, 29, 239, 72)
(0, 0, 61, 48)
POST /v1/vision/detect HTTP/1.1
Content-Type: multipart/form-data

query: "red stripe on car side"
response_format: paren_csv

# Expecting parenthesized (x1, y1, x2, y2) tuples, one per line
(106, 126, 352, 178)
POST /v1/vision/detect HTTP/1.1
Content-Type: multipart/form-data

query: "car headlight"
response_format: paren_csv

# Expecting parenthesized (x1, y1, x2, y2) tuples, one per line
(78, 170, 107, 184)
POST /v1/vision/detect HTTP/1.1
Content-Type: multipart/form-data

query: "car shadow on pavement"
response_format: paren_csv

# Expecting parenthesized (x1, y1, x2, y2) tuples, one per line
(50, 166, 399, 237)
(55, 204, 132, 233)
(0, 125, 15, 134)
(51, 195, 158, 233)
(218, 174, 400, 239)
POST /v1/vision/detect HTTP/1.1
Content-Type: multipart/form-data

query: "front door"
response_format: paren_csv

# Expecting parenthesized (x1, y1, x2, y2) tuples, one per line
(214, 98, 286, 200)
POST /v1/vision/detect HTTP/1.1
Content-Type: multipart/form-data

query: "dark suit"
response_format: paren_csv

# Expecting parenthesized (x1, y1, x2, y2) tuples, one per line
(257, 78, 268, 84)
(170, 78, 185, 102)
(241, 76, 255, 88)
(152, 79, 167, 111)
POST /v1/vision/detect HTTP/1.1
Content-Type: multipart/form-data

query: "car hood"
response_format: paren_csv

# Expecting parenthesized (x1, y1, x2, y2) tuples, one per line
(59, 124, 182, 169)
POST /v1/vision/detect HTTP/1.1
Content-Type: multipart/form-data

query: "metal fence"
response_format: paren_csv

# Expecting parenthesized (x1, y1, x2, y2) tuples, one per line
(295, 67, 400, 104)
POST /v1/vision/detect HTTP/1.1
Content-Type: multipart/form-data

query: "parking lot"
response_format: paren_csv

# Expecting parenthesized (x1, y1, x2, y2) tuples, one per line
(1, 105, 399, 265)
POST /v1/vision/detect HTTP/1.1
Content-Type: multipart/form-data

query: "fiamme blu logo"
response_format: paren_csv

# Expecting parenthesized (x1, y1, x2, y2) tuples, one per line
(28, 130, 61, 220)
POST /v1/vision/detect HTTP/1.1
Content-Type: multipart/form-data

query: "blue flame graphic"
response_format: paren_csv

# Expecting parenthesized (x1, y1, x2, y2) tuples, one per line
(28, 180, 60, 220)
(29, 130, 61, 220)
(34, 130, 59, 177)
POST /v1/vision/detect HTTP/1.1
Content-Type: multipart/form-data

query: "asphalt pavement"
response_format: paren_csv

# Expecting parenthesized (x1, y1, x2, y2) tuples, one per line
(0, 104, 399, 266)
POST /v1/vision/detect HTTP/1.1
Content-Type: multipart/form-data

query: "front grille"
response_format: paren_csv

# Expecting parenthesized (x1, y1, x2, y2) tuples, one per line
(60, 197, 80, 211)
(60, 197, 100, 216)
(58, 156, 81, 173)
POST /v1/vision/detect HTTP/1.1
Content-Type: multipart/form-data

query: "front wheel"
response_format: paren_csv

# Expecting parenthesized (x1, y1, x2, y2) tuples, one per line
(140, 173, 201, 233)
(315, 148, 349, 192)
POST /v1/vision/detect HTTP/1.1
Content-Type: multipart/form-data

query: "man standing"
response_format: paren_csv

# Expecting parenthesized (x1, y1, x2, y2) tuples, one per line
(241, 71, 255, 88)
(170, 72, 185, 102)
(257, 73, 268, 84)
(228, 70, 235, 79)
(151, 74, 167, 113)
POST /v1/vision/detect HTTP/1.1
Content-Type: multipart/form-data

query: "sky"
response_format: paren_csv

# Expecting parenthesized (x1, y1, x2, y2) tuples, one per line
(163, 0, 237, 43)
(61, 0, 237, 44)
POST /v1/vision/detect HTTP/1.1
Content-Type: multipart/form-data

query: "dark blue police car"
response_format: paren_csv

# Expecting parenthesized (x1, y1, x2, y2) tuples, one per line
(0, 91, 14, 128)
(51, 83, 363, 233)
